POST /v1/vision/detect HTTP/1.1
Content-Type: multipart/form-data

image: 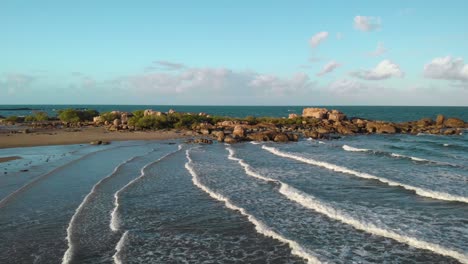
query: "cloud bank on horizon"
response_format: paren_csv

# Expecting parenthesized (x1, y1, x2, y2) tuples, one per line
(1, 1, 467, 105)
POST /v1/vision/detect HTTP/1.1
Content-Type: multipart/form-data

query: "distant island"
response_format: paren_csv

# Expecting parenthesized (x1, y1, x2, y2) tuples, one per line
(0, 107, 466, 148)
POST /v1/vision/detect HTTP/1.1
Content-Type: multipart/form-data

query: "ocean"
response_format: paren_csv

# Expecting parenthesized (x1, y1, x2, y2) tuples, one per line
(1, 105, 468, 122)
(0, 106, 467, 263)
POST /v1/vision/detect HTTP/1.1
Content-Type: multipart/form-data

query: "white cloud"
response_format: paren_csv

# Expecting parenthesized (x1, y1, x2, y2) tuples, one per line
(354, 16, 381, 32)
(317, 61, 341, 76)
(116, 63, 316, 99)
(351, 60, 404, 80)
(369, 42, 386, 57)
(249, 72, 316, 96)
(423, 56, 468, 82)
(0, 73, 37, 94)
(336, 32, 343, 40)
(309, 31, 329, 48)
(328, 79, 370, 94)
(151, 60, 186, 70)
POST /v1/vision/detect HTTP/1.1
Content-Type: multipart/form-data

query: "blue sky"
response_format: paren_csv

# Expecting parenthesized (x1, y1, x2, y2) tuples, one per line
(1, 0, 468, 105)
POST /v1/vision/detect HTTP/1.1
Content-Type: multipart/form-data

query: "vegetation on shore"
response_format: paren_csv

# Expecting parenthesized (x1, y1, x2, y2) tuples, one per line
(1, 107, 466, 144)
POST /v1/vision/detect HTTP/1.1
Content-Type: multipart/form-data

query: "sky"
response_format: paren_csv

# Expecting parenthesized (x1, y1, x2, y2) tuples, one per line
(1, 0, 468, 105)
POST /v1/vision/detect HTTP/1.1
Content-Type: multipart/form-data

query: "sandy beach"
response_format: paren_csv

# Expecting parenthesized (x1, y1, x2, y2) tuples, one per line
(0, 127, 188, 149)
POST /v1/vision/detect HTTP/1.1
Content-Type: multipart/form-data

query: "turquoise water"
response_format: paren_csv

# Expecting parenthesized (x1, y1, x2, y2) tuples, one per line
(0, 134, 467, 263)
(1, 105, 467, 122)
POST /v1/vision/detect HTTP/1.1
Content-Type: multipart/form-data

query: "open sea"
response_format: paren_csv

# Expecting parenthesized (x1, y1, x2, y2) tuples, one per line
(1, 105, 468, 122)
(0, 106, 467, 263)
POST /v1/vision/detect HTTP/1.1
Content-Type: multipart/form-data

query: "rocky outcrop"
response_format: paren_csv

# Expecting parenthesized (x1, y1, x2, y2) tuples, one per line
(302, 108, 328, 119)
(417, 118, 434, 127)
(436, 115, 445, 126)
(224, 135, 237, 144)
(328, 110, 346, 122)
(366, 122, 397, 134)
(232, 125, 245, 138)
(144, 109, 164, 116)
(288, 113, 299, 119)
(274, 133, 289, 142)
(444, 118, 465, 128)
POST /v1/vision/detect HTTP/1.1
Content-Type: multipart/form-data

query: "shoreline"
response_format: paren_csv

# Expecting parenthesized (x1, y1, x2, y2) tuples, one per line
(0, 127, 189, 149)
(0, 156, 22, 163)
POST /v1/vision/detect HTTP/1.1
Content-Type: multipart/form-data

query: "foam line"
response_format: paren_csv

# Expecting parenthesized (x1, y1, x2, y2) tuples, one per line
(342, 145, 369, 152)
(263, 145, 468, 204)
(112, 231, 129, 264)
(61, 148, 155, 264)
(110, 145, 182, 232)
(185, 149, 321, 264)
(228, 146, 468, 264)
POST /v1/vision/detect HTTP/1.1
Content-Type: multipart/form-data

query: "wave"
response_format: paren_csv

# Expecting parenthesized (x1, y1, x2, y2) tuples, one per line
(0, 146, 122, 209)
(307, 138, 326, 144)
(61, 148, 157, 264)
(185, 149, 321, 264)
(227, 147, 468, 263)
(110, 145, 183, 232)
(342, 145, 463, 168)
(342, 145, 369, 152)
(263, 146, 468, 204)
(112, 231, 129, 264)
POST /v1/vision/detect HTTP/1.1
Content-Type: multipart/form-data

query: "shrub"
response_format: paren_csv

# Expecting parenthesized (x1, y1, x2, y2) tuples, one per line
(100, 112, 120, 122)
(57, 109, 99, 123)
(6, 116, 20, 123)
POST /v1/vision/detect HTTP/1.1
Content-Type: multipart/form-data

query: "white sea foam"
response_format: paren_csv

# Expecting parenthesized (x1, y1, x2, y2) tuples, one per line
(344, 145, 439, 164)
(110, 145, 182, 232)
(279, 184, 468, 264)
(390, 153, 428, 162)
(185, 149, 321, 264)
(227, 147, 468, 263)
(443, 144, 450, 147)
(61, 154, 143, 264)
(262, 145, 468, 204)
(342, 145, 370, 152)
(250, 141, 262, 145)
(112, 231, 129, 264)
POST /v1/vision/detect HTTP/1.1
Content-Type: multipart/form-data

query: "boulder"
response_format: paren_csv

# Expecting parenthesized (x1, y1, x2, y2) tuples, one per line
(302, 108, 329, 119)
(247, 132, 271, 141)
(366, 122, 397, 134)
(274, 133, 290, 142)
(212, 131, 225, 142)
(218, 120, 236, 127)
(200, 128, 210, 135)
(168, 109, 176, 114)
(377, 124, 397, 134)
(113, 119, 121, 127)
(417, 118, 434, 127)
(328, 110, 346, 122)
(444, 118, 465, 128)
(90, 140, 102, 145)
(121, 113, 129, 124)
(193, 138, 213, 144)
(316, 127, 331, 134)
(287, 133, 299, 142)
(93, 116, 103, 124)
(288, 113, 299, 119)
(443, 129, 457, 135)
(436, 115, 445, 126)
(224, 135, 237, 144)
(232, 125, 245, 138)
(335, 125, 354, 135)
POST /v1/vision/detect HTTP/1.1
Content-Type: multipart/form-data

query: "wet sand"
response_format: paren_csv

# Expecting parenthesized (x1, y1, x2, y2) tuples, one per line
(0, 156, 22, 163)
(0, 127, 189, 149)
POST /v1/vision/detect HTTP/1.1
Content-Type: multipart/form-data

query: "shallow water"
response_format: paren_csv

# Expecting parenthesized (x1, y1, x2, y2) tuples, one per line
(0, 134, 467, 263)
